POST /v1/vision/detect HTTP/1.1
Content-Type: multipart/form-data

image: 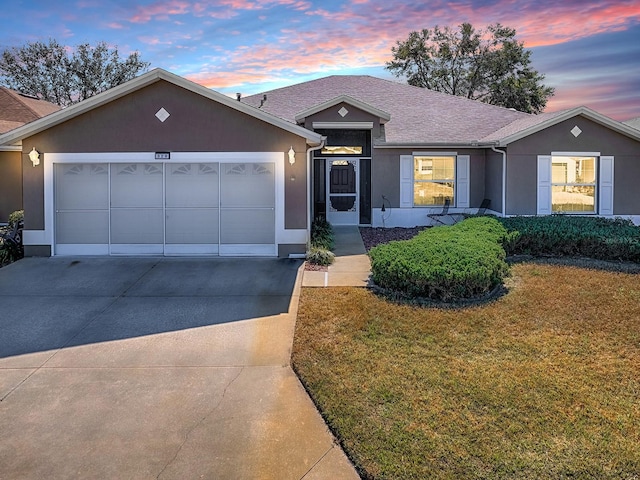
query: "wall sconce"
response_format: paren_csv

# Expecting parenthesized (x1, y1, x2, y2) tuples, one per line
(288, 146, 295, 165)
(28, 147, 40, 167)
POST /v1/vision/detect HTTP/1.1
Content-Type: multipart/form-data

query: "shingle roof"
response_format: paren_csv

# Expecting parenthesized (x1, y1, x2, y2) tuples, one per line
(0, 87, 61, 133)
(479, 109, 570, 143)
(0, 119, 24, 134)
(243, 75, 532, 144)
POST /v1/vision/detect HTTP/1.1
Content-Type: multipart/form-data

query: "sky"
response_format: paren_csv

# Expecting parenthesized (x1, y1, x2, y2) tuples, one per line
(1, 0, 639, 121)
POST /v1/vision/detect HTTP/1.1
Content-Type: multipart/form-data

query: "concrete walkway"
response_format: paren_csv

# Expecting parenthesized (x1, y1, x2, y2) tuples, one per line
(303, 226, 371, 287)
(0, 257, 360, 479)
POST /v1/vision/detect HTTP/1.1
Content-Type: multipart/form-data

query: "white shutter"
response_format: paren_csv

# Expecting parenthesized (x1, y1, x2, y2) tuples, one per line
(456, 155, 470, 208)
(537, 155, 552, 215)
(599, 156, 614, 215)
(400, 155, 414, 208)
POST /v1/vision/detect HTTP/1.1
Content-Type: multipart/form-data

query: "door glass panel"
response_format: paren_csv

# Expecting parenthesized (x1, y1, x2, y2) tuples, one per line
(329, 161, 356, 194)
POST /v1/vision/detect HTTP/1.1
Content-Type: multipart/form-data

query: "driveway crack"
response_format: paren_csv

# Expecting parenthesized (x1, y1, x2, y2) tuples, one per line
(156, 366, 245, 480)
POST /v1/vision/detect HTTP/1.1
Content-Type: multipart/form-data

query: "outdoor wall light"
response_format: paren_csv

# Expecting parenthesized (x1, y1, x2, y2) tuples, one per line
(288, 146, 296, 165)
(28, 147, 40, 167)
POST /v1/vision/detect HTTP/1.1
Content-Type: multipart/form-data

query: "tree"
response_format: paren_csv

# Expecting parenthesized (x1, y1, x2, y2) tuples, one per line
(0, 39, 150, 107)
(386, 23, 554, 114)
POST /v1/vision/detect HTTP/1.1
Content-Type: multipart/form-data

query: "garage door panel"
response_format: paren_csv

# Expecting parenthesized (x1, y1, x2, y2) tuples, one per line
(220, 208, 275, 244)
(56, 211, 109, 244)
(165, 208, 219, 244)
(220, 163, 275, 207)
(55, 164, 108, 210)
(110, 164, 163, 208)
(166, 163, 219, 207)
(110, 208, 164, 244)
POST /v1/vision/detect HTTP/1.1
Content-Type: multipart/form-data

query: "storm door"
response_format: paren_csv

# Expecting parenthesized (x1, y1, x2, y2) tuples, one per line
(327, 159, 358, 224)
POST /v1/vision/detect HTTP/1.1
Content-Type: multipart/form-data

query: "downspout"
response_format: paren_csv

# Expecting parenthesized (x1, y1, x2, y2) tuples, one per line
(491, 145, 507, 217)
(306, 137, 326, 249)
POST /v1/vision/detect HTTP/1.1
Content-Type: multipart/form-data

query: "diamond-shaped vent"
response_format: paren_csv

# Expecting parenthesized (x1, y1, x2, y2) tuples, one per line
(338, 106, 349, 117)
(571, 125, 582, 137)
(155, 107, 170, 122)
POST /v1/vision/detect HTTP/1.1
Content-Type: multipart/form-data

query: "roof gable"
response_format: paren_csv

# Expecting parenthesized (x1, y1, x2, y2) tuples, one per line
(294, 95, 391, 124)
(485, 107, 640, 145)
(0, 69, 323, 147)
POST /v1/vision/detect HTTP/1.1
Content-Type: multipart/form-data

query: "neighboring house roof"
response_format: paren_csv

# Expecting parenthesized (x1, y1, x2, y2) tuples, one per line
(624, 117, 640, 130)
(0, 68, 323, 147)
(242, 75, 531, 145)
(0, 87, 61, 134)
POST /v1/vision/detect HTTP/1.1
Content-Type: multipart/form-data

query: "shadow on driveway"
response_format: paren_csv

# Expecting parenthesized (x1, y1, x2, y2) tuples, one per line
(0, 257, 301, 359)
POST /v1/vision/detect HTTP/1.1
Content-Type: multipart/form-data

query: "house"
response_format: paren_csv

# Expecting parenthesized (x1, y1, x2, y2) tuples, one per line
(0, 68, 638, 258)
(0, 87, 61, 222)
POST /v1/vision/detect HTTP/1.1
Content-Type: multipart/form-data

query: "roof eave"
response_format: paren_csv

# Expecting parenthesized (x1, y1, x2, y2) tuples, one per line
(374, 141, 496, 149)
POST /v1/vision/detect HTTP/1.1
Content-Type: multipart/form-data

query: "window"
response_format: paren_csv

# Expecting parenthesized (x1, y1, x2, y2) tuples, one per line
(551, 156, 596, 213)
(413, 156, 455, 206)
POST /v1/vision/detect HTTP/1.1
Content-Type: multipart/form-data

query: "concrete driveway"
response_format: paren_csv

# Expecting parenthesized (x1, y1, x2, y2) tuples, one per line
(0, 257, 358, 479)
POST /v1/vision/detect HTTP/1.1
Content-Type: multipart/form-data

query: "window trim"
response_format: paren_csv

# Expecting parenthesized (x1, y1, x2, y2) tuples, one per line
(537, 152, 614, 216)
(550, 155, 597, 214)
(412, 154, 457, 207)
(399, 153, 470, 209)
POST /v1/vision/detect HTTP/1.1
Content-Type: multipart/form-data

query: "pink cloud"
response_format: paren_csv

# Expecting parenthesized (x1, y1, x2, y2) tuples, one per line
(129, 0, 192, 23)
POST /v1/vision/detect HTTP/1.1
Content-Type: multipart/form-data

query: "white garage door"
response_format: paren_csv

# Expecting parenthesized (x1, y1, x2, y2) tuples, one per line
(54, 161, 275, 256)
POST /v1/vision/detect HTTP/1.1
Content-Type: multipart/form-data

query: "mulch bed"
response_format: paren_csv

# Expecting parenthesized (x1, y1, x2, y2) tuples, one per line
(359, 226, 429, 251)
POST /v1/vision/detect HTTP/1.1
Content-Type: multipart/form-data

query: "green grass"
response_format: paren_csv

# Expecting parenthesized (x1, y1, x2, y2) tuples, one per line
(293, 264, 640, 479)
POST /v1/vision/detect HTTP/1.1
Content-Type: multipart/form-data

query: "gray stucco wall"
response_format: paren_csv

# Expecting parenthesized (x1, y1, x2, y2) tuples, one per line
(484, 150, 504, 214)
(22, 80, 309, 232)
(371, 148, 488, 209)
(506, 116, 640, 215)
(303, 102, 382, 140)
(0, 151, 22, 221)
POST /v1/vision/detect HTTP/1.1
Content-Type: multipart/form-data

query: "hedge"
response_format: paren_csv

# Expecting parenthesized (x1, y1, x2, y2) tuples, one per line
(369, 217, 512, 301)
(498, 216, 640, 262)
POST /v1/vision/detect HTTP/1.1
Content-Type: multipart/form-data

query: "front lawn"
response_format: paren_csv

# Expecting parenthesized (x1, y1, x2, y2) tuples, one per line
(293, 263, 640, 479)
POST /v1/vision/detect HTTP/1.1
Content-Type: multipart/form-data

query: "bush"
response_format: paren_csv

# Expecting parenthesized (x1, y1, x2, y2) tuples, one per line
(311, 217, 334, 250)
(1, 210, 25, 266)
(8, 209, 24, 226)
(498, 216, 640, 262)
(369, 217, 511, 301)
(306, 246, 335, 266)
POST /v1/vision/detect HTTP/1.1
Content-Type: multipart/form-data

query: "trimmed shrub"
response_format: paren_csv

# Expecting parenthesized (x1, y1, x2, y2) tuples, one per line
(306, 246, 335, 266)
(498, 216, 640, 262)
(311, 217, 335, 250)
(369, 217, 511, 301)
(8, 209, 24, 226)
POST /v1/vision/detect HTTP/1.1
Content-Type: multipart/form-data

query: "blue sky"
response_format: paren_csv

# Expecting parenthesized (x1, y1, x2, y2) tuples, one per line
(2, 0, 639, 120)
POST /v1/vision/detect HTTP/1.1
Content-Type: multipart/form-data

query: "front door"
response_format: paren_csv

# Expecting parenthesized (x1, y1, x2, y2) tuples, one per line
(327, 159, 358, 225)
